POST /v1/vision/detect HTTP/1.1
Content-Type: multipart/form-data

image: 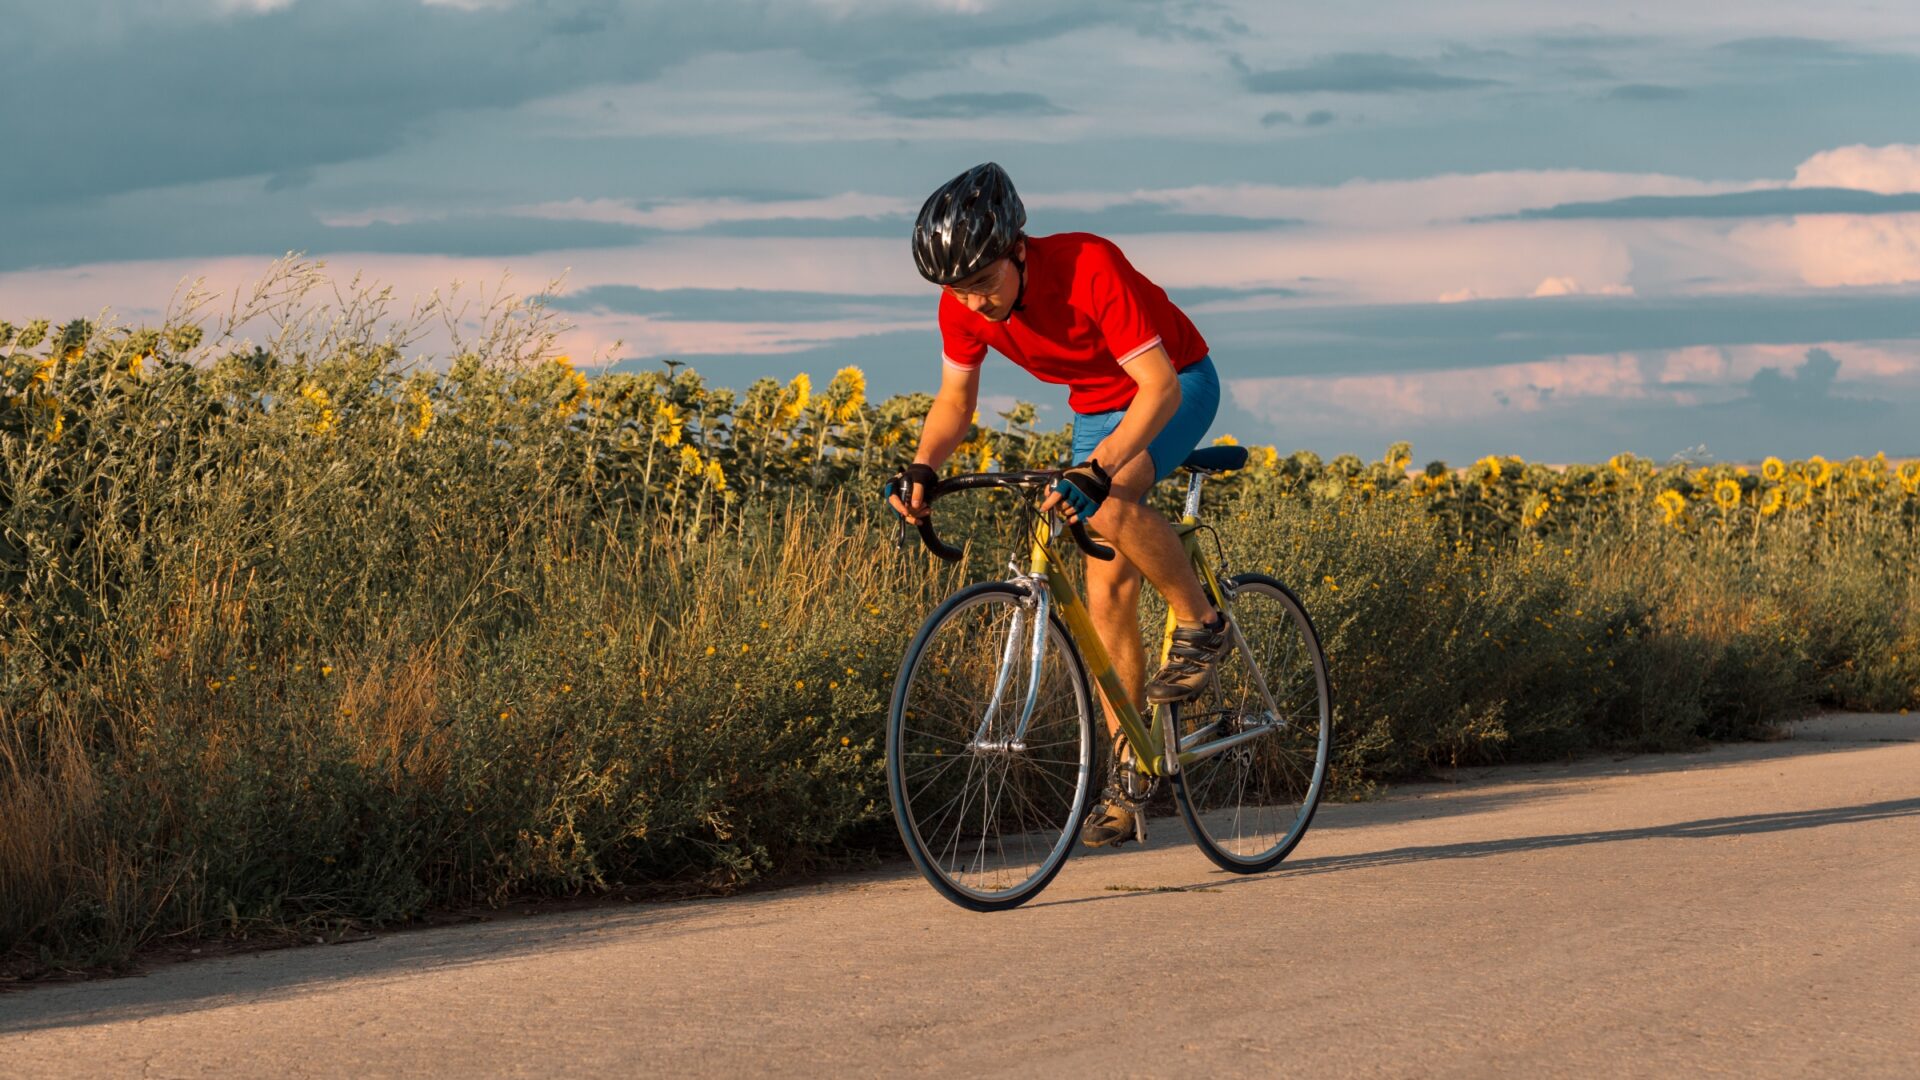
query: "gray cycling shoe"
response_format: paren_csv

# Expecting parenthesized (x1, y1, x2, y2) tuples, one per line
(1146, 612, 1231, 704)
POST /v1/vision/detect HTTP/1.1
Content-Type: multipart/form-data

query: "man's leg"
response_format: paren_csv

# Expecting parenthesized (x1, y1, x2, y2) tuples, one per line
(1083, 452, 1228, 706)
(1087, 454, 1214, 627)
(1084, 541, 1145, 749)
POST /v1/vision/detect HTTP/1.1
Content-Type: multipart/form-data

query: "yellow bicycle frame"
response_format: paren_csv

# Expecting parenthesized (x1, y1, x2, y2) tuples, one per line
(1028, 510, 1232, 778)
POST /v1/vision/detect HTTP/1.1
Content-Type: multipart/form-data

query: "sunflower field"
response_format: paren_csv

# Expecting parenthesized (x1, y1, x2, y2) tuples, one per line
(3, 292, 1916, 973)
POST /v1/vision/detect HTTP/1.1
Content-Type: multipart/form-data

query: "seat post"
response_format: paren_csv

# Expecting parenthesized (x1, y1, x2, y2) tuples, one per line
(1182, 470, 1205, 520)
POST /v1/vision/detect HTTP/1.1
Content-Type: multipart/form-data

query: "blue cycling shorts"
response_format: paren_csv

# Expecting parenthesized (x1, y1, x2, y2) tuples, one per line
(1069, 355, 1219, 486)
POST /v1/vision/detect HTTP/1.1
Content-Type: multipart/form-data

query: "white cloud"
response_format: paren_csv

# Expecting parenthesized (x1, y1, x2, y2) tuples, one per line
(1732, 213, 1920, 287)
(510, 193, 913, 231)
(1791, 143, 1920, 194)
(1227, 340, 1920, 430)
(1530, 276, 1634, 298)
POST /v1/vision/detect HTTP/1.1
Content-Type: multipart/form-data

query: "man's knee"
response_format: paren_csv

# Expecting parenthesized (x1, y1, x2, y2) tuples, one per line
(1086, 561, 1142, 611)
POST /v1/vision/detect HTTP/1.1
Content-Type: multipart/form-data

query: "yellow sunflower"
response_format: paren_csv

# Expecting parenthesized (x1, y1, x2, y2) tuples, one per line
(1899, 460, 1920, 494)
(655, 400, 685, 447)
(1655, 489, 1687, 526)
(1806, 455, 1832, 488)
(1759, 486, 1784, 517)
(1713, 477, 1741, 510)
(1761, 456, 1786, 482)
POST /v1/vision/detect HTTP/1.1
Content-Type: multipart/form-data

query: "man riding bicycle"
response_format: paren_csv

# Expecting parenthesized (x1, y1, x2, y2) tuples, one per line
(886, 162, 1229, 848)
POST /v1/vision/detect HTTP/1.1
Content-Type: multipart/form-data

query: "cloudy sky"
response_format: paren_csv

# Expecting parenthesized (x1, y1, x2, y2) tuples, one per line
(6, 0, 1920, 462)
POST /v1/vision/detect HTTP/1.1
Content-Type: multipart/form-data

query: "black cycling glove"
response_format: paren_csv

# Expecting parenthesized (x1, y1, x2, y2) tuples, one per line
(1051, 460, 1111, 518)
(885, 462, 940, 517)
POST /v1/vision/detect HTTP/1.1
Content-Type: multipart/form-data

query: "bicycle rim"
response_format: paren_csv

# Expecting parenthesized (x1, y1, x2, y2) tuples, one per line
(887, 582, 1095, 911)
(1171, 574, 1331, 872)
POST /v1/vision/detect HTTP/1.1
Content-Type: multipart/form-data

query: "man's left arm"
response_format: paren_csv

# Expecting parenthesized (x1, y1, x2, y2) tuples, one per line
(1086, 344, 1181, 475)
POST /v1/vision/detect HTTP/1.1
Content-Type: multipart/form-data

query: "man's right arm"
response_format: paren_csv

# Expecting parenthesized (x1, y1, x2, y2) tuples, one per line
(890, 361, 980, 522)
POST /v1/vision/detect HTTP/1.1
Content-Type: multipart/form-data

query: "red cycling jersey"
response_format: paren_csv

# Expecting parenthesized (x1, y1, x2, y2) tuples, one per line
(938, 232, 1210, 414)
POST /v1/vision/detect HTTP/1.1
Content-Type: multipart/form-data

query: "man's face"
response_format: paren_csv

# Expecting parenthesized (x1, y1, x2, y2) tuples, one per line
(942, 243, 1022, 322)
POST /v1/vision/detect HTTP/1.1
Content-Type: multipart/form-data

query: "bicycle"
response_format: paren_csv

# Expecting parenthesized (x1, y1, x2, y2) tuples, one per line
(884, 444, 1333, 911)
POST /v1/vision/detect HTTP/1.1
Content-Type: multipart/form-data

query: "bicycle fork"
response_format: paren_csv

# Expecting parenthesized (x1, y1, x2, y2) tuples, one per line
(969, 569, 1051, 753)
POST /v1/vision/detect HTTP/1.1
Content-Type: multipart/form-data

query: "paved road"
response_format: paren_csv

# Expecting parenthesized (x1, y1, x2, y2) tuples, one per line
(4, 715, 1917, 1078)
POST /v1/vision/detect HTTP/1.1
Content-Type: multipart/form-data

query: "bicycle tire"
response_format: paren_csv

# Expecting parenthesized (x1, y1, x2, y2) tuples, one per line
(887, 581, 1096, 911)
(1169, 573, 1332, 873)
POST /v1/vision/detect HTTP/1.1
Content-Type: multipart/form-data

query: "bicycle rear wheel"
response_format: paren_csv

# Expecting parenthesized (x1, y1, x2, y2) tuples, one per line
(1170, 573, 1331, 873)
(887, 581, 1095, 911)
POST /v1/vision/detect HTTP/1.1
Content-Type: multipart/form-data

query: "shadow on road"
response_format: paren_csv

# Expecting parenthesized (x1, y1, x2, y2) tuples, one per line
(1306, 727, 1912, 832)
(1033, 795, 1920, 910)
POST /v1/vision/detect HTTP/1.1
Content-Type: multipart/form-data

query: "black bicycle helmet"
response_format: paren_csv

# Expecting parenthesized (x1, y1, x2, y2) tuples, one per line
(912, 162, 1026, 285)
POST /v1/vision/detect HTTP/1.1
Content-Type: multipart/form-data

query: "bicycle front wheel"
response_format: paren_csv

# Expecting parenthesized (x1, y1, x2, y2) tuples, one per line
(1170, 573, 1332, 873)
(887, 581, 1095, 911)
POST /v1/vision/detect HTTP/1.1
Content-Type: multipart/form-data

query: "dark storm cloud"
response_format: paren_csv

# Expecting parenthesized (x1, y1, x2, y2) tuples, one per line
(1492, 188, 1920, 221)
(1737, 347, 1894, 419)
(0, 0, 1118, 209)
(1606, 83, 1689, 102)
(870, 92, 1068, 120)
(1242, 53, 1501, 94)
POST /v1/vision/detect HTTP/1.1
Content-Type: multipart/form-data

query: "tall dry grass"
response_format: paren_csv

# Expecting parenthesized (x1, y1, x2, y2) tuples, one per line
(2, 269, 1915, 972)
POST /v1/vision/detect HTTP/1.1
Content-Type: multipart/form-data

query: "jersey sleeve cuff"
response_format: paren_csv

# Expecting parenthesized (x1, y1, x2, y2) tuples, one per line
(942, 353, 983, 371)
(1113, 335, 1164, 366)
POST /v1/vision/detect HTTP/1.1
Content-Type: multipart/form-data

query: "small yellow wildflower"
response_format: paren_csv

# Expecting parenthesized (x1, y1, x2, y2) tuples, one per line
(321, 664, 334, 676)
(407, 390, 434, 439)
(705, 645, 717, 656)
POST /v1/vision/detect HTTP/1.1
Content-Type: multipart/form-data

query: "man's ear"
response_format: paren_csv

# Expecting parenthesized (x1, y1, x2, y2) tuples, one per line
(1013, 236, 1026, 260)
